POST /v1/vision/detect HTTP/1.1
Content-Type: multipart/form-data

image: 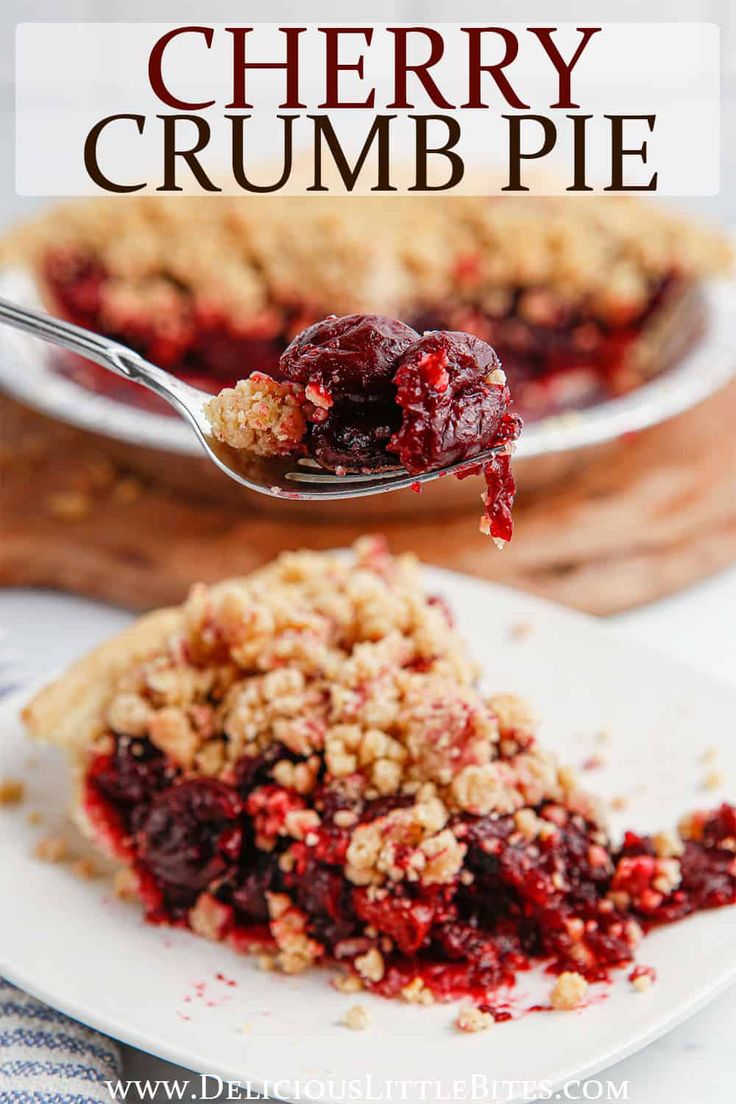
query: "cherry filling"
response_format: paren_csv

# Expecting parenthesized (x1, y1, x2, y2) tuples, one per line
(84, 735, 736, 1004)
(308, 400, 402, 472)
(137, 781, 243, 907)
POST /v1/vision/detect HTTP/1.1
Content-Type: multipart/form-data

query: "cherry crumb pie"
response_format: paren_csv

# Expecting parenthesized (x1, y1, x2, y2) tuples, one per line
(205, 314, 522, 543)
(23, 541, 736, 1021)
(3, 195, 729, 421)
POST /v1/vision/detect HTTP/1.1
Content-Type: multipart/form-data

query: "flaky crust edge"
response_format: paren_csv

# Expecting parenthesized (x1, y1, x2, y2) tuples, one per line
(22, 607, 182, 758)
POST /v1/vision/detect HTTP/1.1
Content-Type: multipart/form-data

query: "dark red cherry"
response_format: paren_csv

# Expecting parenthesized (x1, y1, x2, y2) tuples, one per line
(309, 400, 401, 471)
(280, 313, 418, 400)
(390, 330, 517, 472)
(137, 780, 243, 899)
(90, 736, 169, 809)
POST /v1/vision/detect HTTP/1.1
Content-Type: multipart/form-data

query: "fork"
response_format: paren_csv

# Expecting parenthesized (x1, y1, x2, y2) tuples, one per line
(0, 297, 507, 500)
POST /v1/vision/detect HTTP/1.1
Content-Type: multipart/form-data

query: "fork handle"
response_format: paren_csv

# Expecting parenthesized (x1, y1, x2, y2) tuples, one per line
(0, 295, 189, 405)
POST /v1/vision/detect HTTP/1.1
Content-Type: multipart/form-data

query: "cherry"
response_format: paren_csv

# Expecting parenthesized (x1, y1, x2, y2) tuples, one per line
(353, 887, 437, 955)
(309, 401, 401, 471)
(137, 780, 243, 901)
(280, 313, 418, 400)
(390, 330, 518, 472)
(90, 736, 169, 812)
(230, 852, 279, 923)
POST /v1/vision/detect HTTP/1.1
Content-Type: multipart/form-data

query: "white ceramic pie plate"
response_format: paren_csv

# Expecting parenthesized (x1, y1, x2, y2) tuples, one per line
(1, 569, 735, 1103)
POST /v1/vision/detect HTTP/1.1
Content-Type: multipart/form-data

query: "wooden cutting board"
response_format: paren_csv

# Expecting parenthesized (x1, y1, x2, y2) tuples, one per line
(2, 388, 736, 616)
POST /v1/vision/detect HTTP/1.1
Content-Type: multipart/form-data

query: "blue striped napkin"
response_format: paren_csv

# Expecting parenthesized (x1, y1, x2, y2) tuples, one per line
(0, 978, 121, 1102)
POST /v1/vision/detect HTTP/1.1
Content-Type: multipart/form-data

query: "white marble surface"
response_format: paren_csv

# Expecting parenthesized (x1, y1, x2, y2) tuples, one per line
(1, 564, 736, 1102)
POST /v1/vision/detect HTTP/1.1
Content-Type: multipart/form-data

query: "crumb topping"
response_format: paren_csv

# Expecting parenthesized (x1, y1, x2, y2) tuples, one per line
(456, 1004, 494, 1032)
(205, 374, 307, 457)
(96, 539, 586, 875)
(549, 971, 588, 1010)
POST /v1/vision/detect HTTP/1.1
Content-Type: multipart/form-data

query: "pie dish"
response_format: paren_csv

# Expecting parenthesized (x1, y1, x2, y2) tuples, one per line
(205, 314, 522, 541)
(2, 195, 728, 421)
(23, 540, 736, 1017)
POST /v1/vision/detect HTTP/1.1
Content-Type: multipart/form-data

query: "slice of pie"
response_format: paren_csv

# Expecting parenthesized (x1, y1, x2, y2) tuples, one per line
(3, 195, 729, 420)
(204, 314, 522, 542)
(23, 540, 736, 1014)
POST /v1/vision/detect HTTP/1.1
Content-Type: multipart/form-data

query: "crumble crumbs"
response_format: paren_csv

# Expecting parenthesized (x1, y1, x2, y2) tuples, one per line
(629, 966, 656, 993)
(354, 948, 385, 983)
(401, 978, 435, 1005)
(26, 810, 43, 825)
(550, 971, 589, 1011)
(456, 1005, 494, 1033)
(703, 769, 724, 791)
(113, 867, 140, 902)
(0, 778, 25, 805)
(334, 972, 363, 994)
(266, 891, 323, 974)
(189, 893, 232, 941)
(34, 835, 69, 863)
(343, 1004, 371, 1031)
(508, 620, 533, 642)
(652, 830, 685, 859)
(205, 374, 307, 457)
(609, 795, 629, 812)
(71, 857, 98, 880)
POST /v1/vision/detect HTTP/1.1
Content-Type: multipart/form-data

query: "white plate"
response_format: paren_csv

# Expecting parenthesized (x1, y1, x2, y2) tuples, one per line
(1, 569, 735, 1104)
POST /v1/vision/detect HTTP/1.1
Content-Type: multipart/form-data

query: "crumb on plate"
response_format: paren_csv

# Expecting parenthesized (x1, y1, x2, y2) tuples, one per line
(456, 1004, 494, 1033)
(71, 857, 98, 880)
(343, 1004, 371, 1030)
(703, 769, 724, 791)
(0, 778, 25, 805)
(550, 971, 588, 1010)
(34, 835, 69, 863)
(629, 965, 656, 992)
